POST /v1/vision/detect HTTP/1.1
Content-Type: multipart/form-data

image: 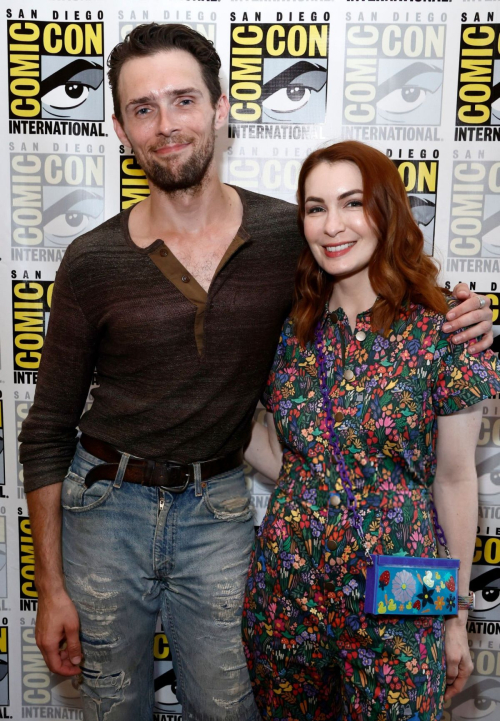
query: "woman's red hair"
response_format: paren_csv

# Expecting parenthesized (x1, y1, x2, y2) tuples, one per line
(292, 140, 448, 345)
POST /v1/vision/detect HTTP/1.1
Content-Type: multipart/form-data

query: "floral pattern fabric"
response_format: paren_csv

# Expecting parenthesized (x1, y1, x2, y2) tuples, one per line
(242, 302, 500, 721)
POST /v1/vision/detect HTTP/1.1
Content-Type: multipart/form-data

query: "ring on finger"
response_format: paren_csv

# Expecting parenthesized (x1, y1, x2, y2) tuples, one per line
(478, 297, 486, 309)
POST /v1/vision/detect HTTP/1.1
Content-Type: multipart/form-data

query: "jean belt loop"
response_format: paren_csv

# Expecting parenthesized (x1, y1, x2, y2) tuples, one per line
(194, 463, 202, 497)
(114, 453, 130, 488)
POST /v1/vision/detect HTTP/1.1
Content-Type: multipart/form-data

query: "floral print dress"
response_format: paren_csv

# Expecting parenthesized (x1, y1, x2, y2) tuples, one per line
(242, 301, 500, 721)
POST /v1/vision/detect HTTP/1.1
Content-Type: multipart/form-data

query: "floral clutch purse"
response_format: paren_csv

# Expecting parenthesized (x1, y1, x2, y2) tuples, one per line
(364, 555, 459, 616)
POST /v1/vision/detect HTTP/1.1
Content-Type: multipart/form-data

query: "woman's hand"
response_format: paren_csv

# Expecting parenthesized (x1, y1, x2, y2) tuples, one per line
(244, 410, 283, 482)
(444, 614, 474, 701)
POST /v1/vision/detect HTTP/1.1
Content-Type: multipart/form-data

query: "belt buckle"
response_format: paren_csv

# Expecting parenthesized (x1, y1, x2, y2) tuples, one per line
(162, 463, 191, 493)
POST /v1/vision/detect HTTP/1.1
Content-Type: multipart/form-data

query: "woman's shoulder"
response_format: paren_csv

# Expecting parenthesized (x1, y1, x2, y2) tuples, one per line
(404, 296, 452, 331)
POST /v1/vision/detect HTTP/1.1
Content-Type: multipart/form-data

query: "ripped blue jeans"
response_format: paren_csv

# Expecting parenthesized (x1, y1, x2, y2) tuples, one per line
(61, 441, 260, 721)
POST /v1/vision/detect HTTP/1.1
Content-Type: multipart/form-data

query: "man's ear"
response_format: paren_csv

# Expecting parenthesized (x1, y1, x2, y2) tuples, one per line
(214, 94, 230, 130)
(113, 115, 132, 148)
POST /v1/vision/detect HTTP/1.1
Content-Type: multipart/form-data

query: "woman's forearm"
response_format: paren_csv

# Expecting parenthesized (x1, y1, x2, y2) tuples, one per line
(433, 467, 477, 621)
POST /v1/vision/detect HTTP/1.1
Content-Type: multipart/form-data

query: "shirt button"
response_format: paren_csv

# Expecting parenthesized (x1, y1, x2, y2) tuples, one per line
(329, 312, 338, 324)
(181, 275, 190, 283)
(330, 494, 341, 507)
(159, 248, 168, 257)
(325, 581, 336, 592)
(343, 369, 355, 381)
(355, 330, 366, 341)
(327, 539, 338, 551)
(334, 411, 344, 423)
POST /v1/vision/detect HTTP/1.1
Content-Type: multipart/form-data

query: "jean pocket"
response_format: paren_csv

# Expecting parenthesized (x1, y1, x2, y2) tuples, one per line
(202, 465, 253, 522)
(61, 470, 114, 512)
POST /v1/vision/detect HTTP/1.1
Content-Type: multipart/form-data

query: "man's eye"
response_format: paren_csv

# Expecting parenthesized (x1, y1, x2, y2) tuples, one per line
(377, 86, 428, 114)
(41, 83, 90, 110)
(262, 86, 311, 113)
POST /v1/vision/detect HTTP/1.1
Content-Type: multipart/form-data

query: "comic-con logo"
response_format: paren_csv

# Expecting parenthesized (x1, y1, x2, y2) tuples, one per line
(390, 156, 439, 256)
(11, 151, 104, 262)
(229, 24, 329, 128)
(226, 153, 302, 204)
(8, 20, 104, 135)
(11, 279, 53, 385)
(455, 22, 500, 142)
(19, 517, 37, 611)
(343, 21, 445, 138)
(447, 161, 500, 267)
(154, 630, 182, 720)
(120, 155, 149, 210)
(21, 627, 83, 710)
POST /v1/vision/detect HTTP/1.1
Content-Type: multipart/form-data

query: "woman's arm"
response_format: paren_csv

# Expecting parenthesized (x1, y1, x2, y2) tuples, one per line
(244, 411, 283, 482)
(433, 402, 482, 700)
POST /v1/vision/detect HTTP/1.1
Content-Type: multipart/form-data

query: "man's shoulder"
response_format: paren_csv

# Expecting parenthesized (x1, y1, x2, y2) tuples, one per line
(232, 185, 303, 249)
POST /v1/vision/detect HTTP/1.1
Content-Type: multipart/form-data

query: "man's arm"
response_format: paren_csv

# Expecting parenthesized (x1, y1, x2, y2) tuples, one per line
(447, 283, 493, 353)
(433, 403, 482, 701)
(19, 249, 99, 675)
(27, 485, 82, 676)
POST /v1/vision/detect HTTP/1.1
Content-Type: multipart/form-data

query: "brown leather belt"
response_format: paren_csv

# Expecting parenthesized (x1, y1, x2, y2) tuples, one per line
(80, 434, 244, 492)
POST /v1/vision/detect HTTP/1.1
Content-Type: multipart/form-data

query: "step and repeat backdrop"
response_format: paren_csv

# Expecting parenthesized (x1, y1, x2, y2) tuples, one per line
(0, 0, 498, 719)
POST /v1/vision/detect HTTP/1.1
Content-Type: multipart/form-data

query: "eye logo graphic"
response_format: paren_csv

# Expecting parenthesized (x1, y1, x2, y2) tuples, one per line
(230, 24, 329, 125)
(343, 24, 445, 126)
(456, 24, 500, 132)
(392, 159, 438, 256)
(8, 21, 104, 124)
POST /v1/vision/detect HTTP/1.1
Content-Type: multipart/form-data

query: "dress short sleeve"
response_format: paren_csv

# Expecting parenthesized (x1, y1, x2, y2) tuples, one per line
(260, 317, 294, 412)
(432, 314, 500, 415)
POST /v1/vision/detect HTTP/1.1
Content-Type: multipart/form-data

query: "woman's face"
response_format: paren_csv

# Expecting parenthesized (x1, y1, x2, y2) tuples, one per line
(303, 161, 378, 282)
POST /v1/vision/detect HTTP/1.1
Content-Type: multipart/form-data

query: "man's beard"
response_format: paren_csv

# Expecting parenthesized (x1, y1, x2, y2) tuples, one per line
(135, 128, 215, 195)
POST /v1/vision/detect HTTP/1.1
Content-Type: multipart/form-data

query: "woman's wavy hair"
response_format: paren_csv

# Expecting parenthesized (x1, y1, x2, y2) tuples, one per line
(292, 140, 448, 345)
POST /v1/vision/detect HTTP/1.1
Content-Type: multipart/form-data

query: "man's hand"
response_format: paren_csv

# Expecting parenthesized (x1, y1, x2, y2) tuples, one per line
(36, 589, 82, 676)
(444, 617, 474, 701)
(444, 283, 493, 354)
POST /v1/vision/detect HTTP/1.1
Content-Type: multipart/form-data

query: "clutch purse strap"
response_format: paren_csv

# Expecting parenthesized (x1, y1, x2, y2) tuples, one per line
(314, 317, 452, 564)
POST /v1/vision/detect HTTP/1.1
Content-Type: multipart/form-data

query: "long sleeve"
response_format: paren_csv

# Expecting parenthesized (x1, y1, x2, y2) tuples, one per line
(19, 246, 100, 493)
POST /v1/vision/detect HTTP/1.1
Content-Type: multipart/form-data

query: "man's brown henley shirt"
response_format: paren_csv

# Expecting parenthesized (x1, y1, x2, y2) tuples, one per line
(19, 186, 304, 493)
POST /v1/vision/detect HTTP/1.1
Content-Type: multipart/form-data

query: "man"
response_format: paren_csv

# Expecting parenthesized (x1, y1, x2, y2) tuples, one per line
(19, 23, 493, 721)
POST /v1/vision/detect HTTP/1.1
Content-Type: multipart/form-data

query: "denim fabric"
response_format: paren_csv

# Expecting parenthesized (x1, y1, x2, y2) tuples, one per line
(61, 442, 260, 721)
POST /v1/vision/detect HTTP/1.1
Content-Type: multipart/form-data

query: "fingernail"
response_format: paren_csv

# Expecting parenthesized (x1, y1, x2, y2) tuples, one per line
(452, 335, 462, 343)
(443, 323, 452, 332)
(447, 312, 456, 320)
(70, 656, 81, 665)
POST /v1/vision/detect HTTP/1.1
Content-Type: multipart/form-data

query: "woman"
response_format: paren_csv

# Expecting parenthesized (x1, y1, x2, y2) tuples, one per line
(242, 141, 500, 721)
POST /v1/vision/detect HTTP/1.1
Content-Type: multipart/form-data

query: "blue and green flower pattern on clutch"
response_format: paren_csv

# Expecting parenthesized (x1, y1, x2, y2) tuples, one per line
(365, 555, 459, 615)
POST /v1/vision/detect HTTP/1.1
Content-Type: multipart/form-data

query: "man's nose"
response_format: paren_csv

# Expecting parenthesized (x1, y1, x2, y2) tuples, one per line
(156, 104, 180, 137)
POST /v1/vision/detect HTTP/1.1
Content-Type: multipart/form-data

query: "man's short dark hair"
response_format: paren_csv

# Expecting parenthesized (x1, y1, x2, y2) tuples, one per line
(108, 23, 222, 123)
